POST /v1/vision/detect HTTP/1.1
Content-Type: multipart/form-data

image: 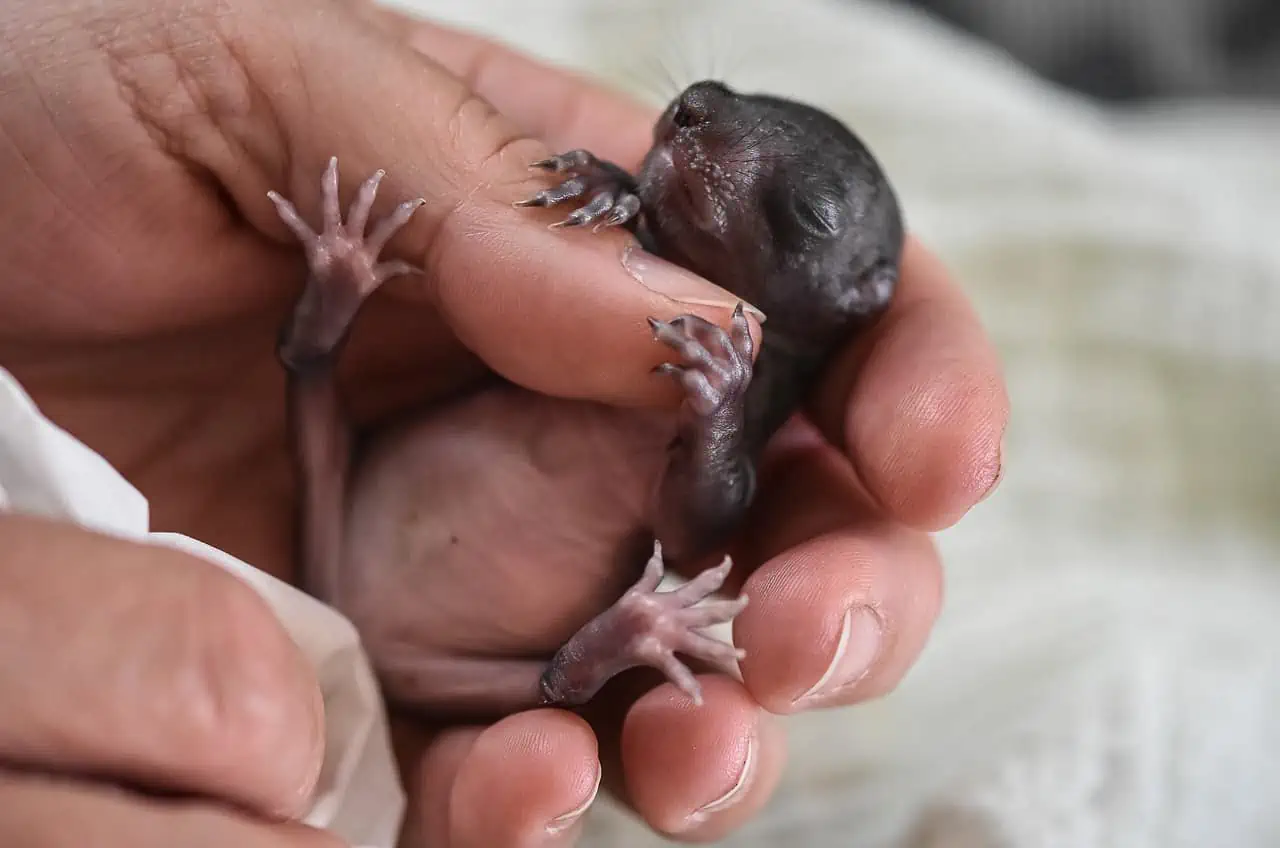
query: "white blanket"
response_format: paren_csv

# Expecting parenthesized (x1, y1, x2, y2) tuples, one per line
(4, 0, 1279, 845)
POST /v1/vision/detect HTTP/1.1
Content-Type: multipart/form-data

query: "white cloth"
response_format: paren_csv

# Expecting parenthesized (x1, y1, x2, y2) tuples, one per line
(4, 0, 1280, 845)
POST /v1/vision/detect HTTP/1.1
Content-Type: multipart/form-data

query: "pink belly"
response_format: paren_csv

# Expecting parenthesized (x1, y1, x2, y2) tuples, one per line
(337, 384, 674, 660)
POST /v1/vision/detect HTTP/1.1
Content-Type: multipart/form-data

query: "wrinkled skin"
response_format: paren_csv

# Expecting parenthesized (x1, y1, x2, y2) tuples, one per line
(272, 80, 905, 717)
(0, 0, 1009, 843)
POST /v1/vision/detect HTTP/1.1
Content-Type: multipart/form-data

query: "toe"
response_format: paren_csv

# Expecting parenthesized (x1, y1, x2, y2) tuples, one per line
(366, 198, 426, 256)
(672, 556, 733, 604)
(678, 630, 746, 673)
(653, 653, 703, 706)
(267, 191, 316, 242)
(320, 156, 340, 229)
(632, 546, 666, 594)
(347, 169, 385, 236)
(677, 596, 749, 629)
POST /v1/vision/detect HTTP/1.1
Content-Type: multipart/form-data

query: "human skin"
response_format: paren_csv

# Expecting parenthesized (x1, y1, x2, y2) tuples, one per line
(0, 0, 1008, 845)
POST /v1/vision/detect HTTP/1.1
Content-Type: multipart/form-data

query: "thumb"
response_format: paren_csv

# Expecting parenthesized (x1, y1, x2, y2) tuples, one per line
(202, 0, 759, 406)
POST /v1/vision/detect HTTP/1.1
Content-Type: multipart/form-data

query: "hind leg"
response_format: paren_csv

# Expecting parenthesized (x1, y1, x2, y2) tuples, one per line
(269, 157, 424, 603)
(539, 542, 748, 708)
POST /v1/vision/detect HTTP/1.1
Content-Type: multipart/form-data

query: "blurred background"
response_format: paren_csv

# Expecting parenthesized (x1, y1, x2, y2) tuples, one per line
(397, 0, 1280, 844)
(892, 0, 1280, 102)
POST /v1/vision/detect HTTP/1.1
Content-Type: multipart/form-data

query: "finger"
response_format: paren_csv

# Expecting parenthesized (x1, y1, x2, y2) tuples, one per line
(189, 0, 758, 409)
(618, 676, 786, 842)
(810, 236, 1009, 531)
(0, 514, 324, 820)
(422, 710, 600, 847)
(392, 721, 479, 848)
(730, 438, 945, 713)
(388, 16, 657, 167)
(0, 768, 341, 847)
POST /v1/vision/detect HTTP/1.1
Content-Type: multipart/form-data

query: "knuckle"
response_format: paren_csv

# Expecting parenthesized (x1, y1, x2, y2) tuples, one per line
(423, 86, 546, 275)
(177, 566, 323, 815)
(439, 89, 542, 190)
(100, 2, 263, 164)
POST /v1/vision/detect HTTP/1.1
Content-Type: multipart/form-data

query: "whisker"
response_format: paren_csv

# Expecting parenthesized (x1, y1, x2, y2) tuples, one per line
(657, 55, 683, 100)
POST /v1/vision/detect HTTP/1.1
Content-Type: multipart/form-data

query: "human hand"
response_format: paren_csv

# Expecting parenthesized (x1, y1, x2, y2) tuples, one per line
(0, 0, 1008, 845)
(0, 514, 333, 845)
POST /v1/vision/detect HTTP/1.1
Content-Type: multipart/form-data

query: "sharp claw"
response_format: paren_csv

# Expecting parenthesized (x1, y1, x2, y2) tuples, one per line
(530, 158, 559, 171)
(513, 196, 544, 208)
(729, 301, 754, 358)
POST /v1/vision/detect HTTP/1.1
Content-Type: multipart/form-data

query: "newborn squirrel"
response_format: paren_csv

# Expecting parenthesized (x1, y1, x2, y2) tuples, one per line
(268, 80, 903, 717)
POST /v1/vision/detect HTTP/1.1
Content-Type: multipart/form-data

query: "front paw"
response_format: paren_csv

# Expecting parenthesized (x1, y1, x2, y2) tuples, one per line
(649, 304, 754, 417)
(516, 149, 642, 230)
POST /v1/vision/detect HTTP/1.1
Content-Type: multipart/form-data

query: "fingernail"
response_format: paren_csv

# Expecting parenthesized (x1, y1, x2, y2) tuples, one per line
(622, 244, 766, 323)
(545, 764, 601, 835)
(684, 734, 757, 828)
(979, 436, 1005, 503)
(793, 606, 883, 707)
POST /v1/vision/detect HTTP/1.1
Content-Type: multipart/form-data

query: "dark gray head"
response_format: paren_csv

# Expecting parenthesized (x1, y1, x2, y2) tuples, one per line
(636, 80, 904, 346)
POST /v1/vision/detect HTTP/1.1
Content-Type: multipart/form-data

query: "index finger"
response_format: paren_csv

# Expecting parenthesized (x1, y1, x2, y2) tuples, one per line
(0, 514, 325, 820)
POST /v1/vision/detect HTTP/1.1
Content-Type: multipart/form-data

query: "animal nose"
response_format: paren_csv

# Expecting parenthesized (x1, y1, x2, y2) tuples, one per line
(656, 80, 734, 142)
(671, 99, 703, 129)
(674, 80, 734, 127)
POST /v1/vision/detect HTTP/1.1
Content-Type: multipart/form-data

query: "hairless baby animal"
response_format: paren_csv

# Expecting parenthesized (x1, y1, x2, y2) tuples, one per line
(268, 80, 903, 718)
